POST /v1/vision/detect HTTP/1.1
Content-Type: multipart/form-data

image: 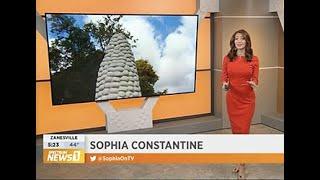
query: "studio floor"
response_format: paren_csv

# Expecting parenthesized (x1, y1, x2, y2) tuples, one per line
(36, 124, 284, 179)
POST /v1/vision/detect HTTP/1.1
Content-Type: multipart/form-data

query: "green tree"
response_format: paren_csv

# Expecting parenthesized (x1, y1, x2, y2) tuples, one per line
(47, 14, 139, 104)
(48, 41, 63, 73)
(47, 14, 102, 104)
(48, 14, 96, 72)
(135, 59, 159, 96)
(83, 15, 138, 52)
(48, 14, 75, 38)
(156, 88, 168, 95)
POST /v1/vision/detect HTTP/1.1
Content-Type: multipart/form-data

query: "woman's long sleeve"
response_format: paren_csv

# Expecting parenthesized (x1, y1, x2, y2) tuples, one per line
(251, 57, 259, 85)
(221, 56, 229, 84)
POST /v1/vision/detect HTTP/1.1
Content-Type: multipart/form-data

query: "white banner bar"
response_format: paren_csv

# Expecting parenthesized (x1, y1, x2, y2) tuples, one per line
(44, 134, 85, 142)
(84, 134, 283, 154)
(43, 134, 86, 149)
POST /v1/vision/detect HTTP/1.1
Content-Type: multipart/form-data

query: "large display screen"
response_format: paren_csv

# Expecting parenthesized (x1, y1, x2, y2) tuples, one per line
(45, 13, 198, 105)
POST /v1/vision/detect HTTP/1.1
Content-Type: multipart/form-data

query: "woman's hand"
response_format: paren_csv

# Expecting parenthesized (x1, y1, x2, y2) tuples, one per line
(222, 81, 229, 91)
(247, 81, 258, 89)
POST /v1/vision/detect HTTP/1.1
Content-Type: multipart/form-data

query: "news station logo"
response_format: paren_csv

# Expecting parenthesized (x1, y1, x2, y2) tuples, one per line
(43, 149, 85, 163)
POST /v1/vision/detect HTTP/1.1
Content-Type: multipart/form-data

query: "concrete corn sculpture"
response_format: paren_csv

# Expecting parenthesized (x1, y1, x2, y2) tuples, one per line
(95, 33, 142, 101)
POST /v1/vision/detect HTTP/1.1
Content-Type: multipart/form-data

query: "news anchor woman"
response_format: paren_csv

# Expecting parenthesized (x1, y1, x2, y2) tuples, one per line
(221, 29, 259, 179)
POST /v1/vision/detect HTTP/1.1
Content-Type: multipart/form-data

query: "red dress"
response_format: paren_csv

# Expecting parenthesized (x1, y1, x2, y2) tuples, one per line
(221, 55, 259, 134)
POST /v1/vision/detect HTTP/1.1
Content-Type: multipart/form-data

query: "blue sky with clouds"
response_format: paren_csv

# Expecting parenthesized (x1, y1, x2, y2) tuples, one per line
(146, 16, 182, 44)
(46, 14, 182, 52)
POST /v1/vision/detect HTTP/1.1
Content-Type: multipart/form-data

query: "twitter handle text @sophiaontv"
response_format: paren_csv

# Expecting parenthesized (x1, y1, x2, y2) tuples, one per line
(90, 155, 135, 162)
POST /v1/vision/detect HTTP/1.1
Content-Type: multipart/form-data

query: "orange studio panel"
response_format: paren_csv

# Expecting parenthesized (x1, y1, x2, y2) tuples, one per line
(36, 81, 105, 134)
(197, 18, 211, 70)
(36, 0, 196, 15)
(36, 30, 50, 80)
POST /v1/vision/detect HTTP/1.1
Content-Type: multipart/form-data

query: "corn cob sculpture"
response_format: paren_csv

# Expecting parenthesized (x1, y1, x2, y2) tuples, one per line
(95, 33, 142, 101)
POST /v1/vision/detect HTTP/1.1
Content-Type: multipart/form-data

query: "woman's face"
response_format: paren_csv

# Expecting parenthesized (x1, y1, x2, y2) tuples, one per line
(234, 33, 246, 50)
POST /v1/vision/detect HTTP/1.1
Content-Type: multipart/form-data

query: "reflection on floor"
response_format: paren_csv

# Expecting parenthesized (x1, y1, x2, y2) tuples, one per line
(36, 124, 284, 179)
(202, 124, 283, 134)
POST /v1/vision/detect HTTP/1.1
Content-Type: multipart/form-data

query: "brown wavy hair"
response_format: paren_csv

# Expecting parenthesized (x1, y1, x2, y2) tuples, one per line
(227, 29, 253, 61)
